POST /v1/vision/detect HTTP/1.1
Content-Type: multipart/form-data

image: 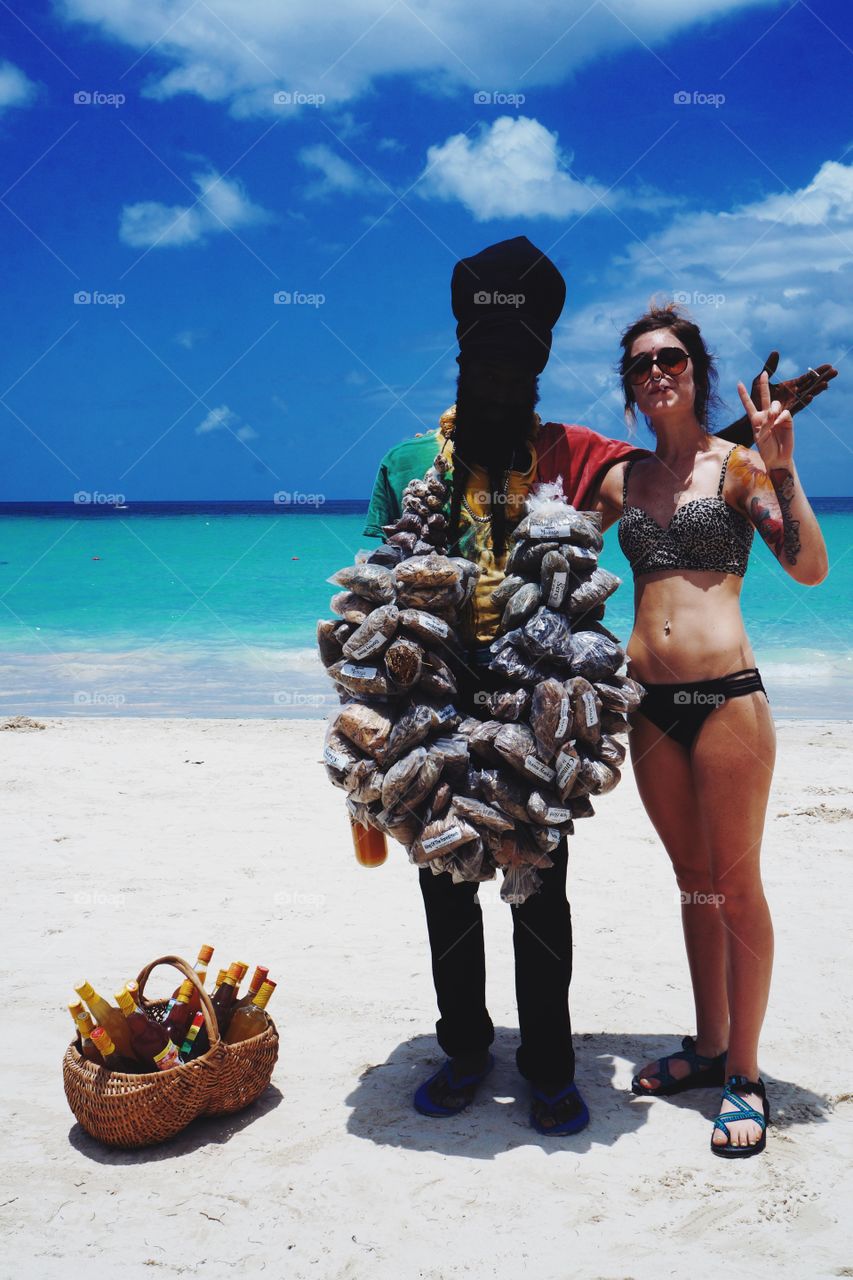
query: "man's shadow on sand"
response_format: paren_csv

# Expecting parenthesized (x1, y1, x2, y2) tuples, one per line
(345, 1029, 832, 1157)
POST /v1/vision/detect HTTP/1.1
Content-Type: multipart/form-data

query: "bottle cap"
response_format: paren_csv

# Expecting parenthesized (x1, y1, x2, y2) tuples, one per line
(198, 944, 215, 964)
(125, 980, 140, 1001)
(68, 1000, 84, 1020)
(213, 968, 227, 988)
(75, 981, 95, 1001)
(248, 966, 269, 991)
(226, 961, 248, 984)
(91, 1026, 116, 1055)
(176, 979, 194, 1003)
(115, 986, 134, 1015)
(252, 980, 277, 1009)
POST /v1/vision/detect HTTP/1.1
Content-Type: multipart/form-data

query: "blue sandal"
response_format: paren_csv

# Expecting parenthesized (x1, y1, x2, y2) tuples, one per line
(711, 1075, 770, 1159)
(413, 1052, 495, 1117)
(529, 1081, 590, 1136)
(631, 1035, 727, 1097)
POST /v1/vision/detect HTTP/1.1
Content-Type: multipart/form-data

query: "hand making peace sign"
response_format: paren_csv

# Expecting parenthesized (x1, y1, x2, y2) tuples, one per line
(737, 370, 794, 471)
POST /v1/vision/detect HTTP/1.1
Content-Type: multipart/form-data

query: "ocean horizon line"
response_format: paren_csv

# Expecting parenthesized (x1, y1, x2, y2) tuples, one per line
(2, 496, 852, 515)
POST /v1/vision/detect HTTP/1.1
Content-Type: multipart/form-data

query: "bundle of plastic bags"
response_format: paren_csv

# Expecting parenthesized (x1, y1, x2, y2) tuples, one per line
(450, 479, 643, 903)
(318, 452, 485, 874)
(318, 471, 643, 904)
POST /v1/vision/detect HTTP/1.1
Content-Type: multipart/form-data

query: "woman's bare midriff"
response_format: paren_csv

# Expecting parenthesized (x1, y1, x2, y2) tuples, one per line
(625, 569, 757, 684)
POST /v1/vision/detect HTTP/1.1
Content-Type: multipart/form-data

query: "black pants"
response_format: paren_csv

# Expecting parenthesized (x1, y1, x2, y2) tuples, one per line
(417, 645, 575, 1093)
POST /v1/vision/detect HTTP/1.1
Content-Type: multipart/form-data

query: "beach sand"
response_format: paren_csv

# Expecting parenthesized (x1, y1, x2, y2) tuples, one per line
(2, 715, 851, 1280)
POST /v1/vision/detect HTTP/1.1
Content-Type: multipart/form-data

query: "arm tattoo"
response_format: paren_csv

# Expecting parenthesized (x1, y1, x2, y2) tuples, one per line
(768, 467, 802, 566)
(729, 449, 801, 566)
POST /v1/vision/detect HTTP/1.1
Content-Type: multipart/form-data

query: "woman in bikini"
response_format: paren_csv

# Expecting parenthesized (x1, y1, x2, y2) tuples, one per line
(593, 302, 828, 1158)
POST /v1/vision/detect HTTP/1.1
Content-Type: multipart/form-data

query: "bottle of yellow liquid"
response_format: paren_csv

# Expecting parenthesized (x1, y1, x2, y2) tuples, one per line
(115, 984, 181, 1071)
(75, 980, 137, 1060)
(235, 965, 269, 1010)
(170, 944, 214, 1014)
(225, 980, 277, 1044)
(68, 1001, 101, 1064)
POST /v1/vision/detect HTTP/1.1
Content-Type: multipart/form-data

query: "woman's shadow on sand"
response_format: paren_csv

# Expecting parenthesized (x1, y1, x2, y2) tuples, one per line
(345, 1029, 832, 1158)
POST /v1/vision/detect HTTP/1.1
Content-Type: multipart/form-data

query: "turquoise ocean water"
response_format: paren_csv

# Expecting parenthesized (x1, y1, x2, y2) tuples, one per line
(1, 500, 851, 717)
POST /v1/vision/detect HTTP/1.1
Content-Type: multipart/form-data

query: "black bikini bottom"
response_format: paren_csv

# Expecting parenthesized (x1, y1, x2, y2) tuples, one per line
(635, 667, 768, 750)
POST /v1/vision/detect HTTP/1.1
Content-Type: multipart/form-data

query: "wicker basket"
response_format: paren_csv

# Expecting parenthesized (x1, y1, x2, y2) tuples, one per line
(63, 954, 279, 1148)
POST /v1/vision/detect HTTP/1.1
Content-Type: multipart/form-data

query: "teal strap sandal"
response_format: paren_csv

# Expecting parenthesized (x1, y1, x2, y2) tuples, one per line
(631, 1035, 727, 1096)
(710, 1075, 770, 1159)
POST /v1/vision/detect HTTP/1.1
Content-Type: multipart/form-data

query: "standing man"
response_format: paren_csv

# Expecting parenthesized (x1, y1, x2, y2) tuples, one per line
(362, 235, 835, 1135)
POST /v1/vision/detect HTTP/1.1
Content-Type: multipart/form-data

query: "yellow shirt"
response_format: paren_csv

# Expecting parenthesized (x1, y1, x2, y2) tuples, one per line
(442, 419, 540, 646)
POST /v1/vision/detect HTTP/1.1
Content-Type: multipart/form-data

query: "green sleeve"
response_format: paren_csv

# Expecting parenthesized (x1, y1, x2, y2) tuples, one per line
(363, 459, 398, 539)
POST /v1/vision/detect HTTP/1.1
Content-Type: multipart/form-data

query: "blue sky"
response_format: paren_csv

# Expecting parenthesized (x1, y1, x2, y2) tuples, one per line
(2, 0, 852, 501)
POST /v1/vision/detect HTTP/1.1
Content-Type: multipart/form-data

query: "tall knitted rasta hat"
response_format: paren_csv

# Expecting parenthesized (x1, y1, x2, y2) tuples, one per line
(450, 235, 566, 374)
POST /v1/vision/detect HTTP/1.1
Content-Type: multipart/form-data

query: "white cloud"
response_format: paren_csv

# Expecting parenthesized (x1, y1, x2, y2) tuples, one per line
(195, 405, 238, 435)
(58, 0, 785, 115)
(298, 143, 373, 199)
(542, 157, 853, 448)
(120, 170, 271, 248)
(0, 60, 38, 112)
(420, 116, 609, 220)
(195, 405, 259, 441)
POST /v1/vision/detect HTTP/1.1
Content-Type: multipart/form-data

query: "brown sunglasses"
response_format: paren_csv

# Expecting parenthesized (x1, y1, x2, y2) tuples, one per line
(626, 347, 690, 383)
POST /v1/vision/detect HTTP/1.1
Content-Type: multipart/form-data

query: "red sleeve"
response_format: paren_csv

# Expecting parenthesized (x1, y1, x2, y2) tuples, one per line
(535, 422, 650, 509)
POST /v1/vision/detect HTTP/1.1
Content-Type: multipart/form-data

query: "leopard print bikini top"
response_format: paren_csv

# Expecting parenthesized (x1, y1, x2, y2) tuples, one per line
(618, 446, 754, 579)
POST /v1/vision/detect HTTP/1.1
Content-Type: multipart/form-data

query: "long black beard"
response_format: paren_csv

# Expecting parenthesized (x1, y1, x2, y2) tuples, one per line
(447, 372, 540, 561)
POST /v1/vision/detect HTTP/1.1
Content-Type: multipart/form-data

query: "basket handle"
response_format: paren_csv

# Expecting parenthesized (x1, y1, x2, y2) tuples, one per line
(135, 954, 220, 1049)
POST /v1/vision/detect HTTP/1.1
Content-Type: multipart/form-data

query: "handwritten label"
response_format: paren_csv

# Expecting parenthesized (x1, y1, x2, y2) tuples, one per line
(350, 631, 386, 659)
(582, 690, 599, 725)
(547, 571, 567, 607)
(323, 746, 350, 771)
(421, 825, 462, 854)
(341, 663, 379, 681)
(544, 807, 573, 824)
(523, 755, 555, 783)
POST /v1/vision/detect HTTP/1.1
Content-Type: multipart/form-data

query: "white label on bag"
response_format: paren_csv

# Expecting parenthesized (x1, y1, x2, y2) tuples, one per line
(556, 697, 570, 739)
(583, 691, 599, 724)
(417, 613, 448, 637)
(421, 825, 462, 854)
(341, 663, 379, 681)
(547, 571, 567, 607)
(524, 755, 555, 783)
(544, 807, 573, 824)
(572, 547, 597, 564)
(323, 746, 350, 771)
(527, 519, 568, 540)
(350, 632, 386, 659)
(556, 754, 578, 788)
(437, 704, 456, 723)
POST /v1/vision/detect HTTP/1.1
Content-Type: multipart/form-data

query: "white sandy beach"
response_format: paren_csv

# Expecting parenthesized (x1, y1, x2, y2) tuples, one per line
(2, 714, 852, 1280)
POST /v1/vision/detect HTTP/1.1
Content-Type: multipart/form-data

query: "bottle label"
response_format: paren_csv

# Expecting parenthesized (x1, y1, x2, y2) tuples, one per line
(523, 754, 555, 783)
(421, 825, 462, 854)
(350, 631, 386, 659)
(547, 571, 567, 607)
(152, 1040, 181, 1071)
